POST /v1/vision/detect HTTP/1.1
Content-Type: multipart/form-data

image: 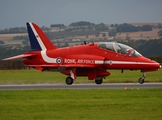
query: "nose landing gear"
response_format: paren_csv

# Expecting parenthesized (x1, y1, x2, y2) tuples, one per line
(138, 71, 146, 84)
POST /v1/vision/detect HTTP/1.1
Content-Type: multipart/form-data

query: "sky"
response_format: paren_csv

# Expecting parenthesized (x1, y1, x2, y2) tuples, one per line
(0, 0, 162, 29)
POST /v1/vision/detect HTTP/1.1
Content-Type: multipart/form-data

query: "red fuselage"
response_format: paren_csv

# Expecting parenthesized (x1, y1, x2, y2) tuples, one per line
(23, 43, 160, 72)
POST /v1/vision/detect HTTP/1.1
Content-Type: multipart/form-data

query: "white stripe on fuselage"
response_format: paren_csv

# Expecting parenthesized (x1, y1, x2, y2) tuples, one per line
(29, 22, 57, 63)
(95, 60, 157, 65)
(104, 60, 157, 65)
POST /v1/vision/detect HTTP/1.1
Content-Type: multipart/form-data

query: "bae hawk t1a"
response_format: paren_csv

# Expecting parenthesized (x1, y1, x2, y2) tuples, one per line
(3, 22, 161, 85)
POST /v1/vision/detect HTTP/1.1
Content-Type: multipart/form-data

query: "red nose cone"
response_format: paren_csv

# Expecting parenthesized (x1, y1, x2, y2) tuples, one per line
(159, 64, 161, 69)
(154, 62, 161, 69)
(141, 57, 161, 72)
(150, 60, 161, 70)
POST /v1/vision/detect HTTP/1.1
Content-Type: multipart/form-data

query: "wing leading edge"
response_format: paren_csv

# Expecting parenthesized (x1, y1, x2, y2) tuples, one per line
(2, 54, 36, 61)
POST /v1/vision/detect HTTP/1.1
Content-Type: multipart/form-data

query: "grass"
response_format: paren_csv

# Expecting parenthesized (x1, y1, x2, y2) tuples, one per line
(0, 89, 162, 120)
(0, 69, 161, 84)
(0, 69, 161, 120)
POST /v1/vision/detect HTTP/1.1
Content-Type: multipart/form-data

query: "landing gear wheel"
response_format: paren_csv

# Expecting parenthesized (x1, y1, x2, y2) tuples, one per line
(138, 71, 146, 84)
(138, 78, 144, 84)
(66, 77, 73, 85)
(95, 78, 103, 85)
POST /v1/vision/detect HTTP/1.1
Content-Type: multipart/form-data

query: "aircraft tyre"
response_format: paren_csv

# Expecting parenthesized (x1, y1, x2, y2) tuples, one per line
(95, 78, 103, 85)
(138, 78, 144, 84)
(66, 77, 73, 85)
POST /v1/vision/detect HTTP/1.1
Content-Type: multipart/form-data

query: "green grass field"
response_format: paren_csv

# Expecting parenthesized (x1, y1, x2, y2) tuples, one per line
(0, 69, 161, 84)
(0, 89, 162, 120)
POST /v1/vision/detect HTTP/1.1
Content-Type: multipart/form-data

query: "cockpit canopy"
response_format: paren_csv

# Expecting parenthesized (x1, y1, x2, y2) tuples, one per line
(98, 42, 141, 57)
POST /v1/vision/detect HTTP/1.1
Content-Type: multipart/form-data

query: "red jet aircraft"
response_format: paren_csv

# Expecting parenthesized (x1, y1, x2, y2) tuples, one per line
(3, 22, 161, 85)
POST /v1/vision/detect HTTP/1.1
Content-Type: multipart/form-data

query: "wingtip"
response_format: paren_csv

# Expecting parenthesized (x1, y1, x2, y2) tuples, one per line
(2, 57, 15, 61)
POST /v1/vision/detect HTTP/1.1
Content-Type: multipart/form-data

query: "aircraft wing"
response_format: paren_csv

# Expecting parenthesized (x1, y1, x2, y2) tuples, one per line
(2, 54, 36, 61)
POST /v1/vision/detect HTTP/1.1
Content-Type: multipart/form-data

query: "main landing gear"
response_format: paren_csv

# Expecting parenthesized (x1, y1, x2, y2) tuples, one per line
(95, 77, 103, 85)
(65, 77, 104, 85)
(66, 77, 73, 85)
(138, 71, 146, 84)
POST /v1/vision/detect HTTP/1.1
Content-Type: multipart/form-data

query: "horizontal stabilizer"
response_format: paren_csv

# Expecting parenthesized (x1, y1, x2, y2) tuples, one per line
(3, 54, 36, 61)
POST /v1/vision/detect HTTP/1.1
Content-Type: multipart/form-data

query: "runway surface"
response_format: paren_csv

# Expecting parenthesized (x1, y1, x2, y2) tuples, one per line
(0, 83, 162, 90)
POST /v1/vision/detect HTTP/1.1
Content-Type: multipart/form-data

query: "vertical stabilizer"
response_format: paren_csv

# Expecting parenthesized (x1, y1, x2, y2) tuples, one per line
(26, 22, 57, 51)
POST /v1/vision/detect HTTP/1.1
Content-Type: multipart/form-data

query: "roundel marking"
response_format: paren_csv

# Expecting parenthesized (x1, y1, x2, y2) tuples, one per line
(56, 57, 62, 64)
(110, 60, 112, 65)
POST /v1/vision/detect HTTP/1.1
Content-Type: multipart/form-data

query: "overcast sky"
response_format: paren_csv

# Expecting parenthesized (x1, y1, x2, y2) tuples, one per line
(0, 0, 162, 29)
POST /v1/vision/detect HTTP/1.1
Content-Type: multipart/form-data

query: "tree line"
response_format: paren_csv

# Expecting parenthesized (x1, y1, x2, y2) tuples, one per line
(116, 23, 152, 32)
(0, 60, 26, 70)
(0, 27, 27, 34)
(1, 21, 161, 34)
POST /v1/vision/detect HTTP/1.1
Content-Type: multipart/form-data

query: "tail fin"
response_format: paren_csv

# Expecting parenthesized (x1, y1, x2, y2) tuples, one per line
(26, 22, 57, 51)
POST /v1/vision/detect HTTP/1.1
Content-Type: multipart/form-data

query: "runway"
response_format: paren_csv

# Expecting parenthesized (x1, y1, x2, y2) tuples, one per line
(0, 83, 162, 90)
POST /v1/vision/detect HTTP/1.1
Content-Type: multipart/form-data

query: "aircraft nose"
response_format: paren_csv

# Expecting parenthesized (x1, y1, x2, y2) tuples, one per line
(155, 62, 161, 70)
(145, 58, 161, 71)
(143, 61, 161, 72)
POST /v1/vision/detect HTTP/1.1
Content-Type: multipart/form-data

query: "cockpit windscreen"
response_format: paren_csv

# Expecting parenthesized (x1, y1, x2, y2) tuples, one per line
(98, 42, 141, 57)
